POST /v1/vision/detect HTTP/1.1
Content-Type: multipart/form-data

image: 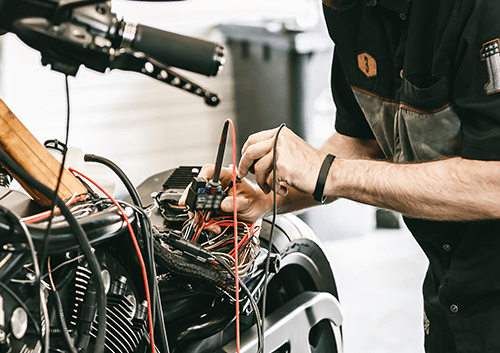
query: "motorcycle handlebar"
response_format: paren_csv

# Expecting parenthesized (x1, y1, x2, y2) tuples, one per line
(128, 23, 225, 77)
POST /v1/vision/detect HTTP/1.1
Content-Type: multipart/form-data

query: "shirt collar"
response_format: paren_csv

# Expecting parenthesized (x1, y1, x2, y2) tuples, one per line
(378, 0, 411, 13)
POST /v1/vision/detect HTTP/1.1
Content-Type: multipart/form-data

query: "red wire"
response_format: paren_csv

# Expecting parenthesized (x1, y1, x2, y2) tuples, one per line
(227, 118, 240, 353)
(229, 233, 248, 258)
(23, 196, 86, 224)
(68, 167, 156, 353)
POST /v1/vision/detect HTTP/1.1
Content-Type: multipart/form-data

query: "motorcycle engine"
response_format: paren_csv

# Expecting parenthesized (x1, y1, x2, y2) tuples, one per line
(0, 245, 149, 353)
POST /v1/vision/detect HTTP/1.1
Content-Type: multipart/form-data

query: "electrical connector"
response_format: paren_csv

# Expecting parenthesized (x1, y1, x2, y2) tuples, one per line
(163, 231, 213, 263)
(185, 176, 226, 211)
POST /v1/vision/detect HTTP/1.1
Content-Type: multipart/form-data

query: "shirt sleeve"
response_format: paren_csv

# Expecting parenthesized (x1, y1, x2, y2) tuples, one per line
(453, 0, 500, 161)
(331, 48, 376, 140)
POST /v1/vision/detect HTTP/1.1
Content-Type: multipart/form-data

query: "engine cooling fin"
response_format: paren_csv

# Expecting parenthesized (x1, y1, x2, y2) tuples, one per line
(90, 293, 147, 353)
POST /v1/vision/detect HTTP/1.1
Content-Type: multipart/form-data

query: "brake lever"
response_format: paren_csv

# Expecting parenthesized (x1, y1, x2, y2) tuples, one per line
(9, 1, 222, 106)
(110, 49, 221, 107)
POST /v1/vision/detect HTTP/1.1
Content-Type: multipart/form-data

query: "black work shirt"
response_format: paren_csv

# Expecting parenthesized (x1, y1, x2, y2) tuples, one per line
(324, 0, 500, 352)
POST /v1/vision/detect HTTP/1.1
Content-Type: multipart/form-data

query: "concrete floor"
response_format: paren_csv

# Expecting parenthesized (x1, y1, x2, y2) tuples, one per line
(322, 222, 429, 353)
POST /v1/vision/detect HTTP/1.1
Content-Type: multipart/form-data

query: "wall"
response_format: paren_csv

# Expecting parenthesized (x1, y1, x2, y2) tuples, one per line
(0, 0, 284, 196)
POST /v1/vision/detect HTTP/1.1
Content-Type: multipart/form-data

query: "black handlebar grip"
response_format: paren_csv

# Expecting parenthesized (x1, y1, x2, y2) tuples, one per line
(131, 24, 224, 77)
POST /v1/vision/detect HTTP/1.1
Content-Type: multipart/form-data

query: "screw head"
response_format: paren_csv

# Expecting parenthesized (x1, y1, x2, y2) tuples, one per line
(72, 29, 85, 39)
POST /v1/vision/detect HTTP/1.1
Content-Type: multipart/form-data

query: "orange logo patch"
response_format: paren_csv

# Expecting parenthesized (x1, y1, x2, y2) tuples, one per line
(357, 52, 377, 78)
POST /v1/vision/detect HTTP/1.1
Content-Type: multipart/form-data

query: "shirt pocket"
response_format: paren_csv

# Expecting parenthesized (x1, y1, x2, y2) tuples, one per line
(393, 76, 462, 163)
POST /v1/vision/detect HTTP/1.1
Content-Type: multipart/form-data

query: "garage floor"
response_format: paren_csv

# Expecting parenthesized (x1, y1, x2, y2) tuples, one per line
(321, 219, 429, 353)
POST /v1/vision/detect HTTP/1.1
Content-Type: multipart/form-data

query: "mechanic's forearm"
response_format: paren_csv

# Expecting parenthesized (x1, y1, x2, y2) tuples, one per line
(262, 133, 380, 216)
(326, 157, 500, 221)
(274, 186, 327, 215)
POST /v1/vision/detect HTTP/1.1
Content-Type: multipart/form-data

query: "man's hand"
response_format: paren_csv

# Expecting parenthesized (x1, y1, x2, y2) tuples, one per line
(238, 127, 326, 196)
(178, 164, 272, 222)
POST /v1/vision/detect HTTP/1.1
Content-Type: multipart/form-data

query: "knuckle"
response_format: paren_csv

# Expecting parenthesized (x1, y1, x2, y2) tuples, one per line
(199, 164, 215, 177)
(244, 145, 257, 159)
(246, 133, 258, 146)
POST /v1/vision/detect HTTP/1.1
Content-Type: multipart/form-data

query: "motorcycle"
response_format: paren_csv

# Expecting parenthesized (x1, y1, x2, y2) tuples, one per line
(0, 1, 342, 352)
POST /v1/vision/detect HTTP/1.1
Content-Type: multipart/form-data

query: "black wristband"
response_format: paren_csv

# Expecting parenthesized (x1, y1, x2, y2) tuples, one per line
(313, 154, 335, 203)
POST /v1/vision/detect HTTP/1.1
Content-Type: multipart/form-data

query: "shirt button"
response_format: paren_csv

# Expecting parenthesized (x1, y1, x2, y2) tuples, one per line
(400, 13, 407, 21)
(443, 244, 451, 251)
(450, 304, 459, 313)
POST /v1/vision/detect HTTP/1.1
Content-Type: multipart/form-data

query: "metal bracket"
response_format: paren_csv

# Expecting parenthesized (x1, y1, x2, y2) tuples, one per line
(111, 50, 221, 107)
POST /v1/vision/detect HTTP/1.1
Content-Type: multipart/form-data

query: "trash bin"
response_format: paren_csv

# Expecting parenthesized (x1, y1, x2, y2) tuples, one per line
(219, 22, 334, 154)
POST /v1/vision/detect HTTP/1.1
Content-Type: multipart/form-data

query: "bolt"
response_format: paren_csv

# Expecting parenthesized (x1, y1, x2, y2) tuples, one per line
(96, 4, 106, 14)
(110, 276, 128, 296)
(94, 36, 112, 48)
(72, 29, 85, 39)
(144, 62, 154, 73)
(269, 253, 281, 274)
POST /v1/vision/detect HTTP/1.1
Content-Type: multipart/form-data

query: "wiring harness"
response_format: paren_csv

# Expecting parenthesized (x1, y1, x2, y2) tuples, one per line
(154, 119, 267, 353)
(0, 112, 285, 353)
(152, 212, 261, 296)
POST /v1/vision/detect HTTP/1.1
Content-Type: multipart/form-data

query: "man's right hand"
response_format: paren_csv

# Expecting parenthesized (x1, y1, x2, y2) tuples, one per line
(238, 126, 326, 196)
(178, 164, 272, 222)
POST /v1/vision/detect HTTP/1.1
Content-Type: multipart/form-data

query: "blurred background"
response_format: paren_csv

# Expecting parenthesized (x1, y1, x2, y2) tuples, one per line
(0, 0, 428, 351)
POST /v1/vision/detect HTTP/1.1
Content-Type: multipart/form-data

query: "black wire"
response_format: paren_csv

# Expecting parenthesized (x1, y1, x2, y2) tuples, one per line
(217, 258, 263, 353)
(40, 75, 72, 273)
(82, 156, 170, 353)
(260, 123, 286, 353)
(83, 154, 143, 207)
(0, 149, 107, 353)
(52, 289, 78, 353)
(38, 74, 71, 353)
(122, 205, 170, 353)
(0, 91, 107, 353)
(47, 255, 78, 353)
